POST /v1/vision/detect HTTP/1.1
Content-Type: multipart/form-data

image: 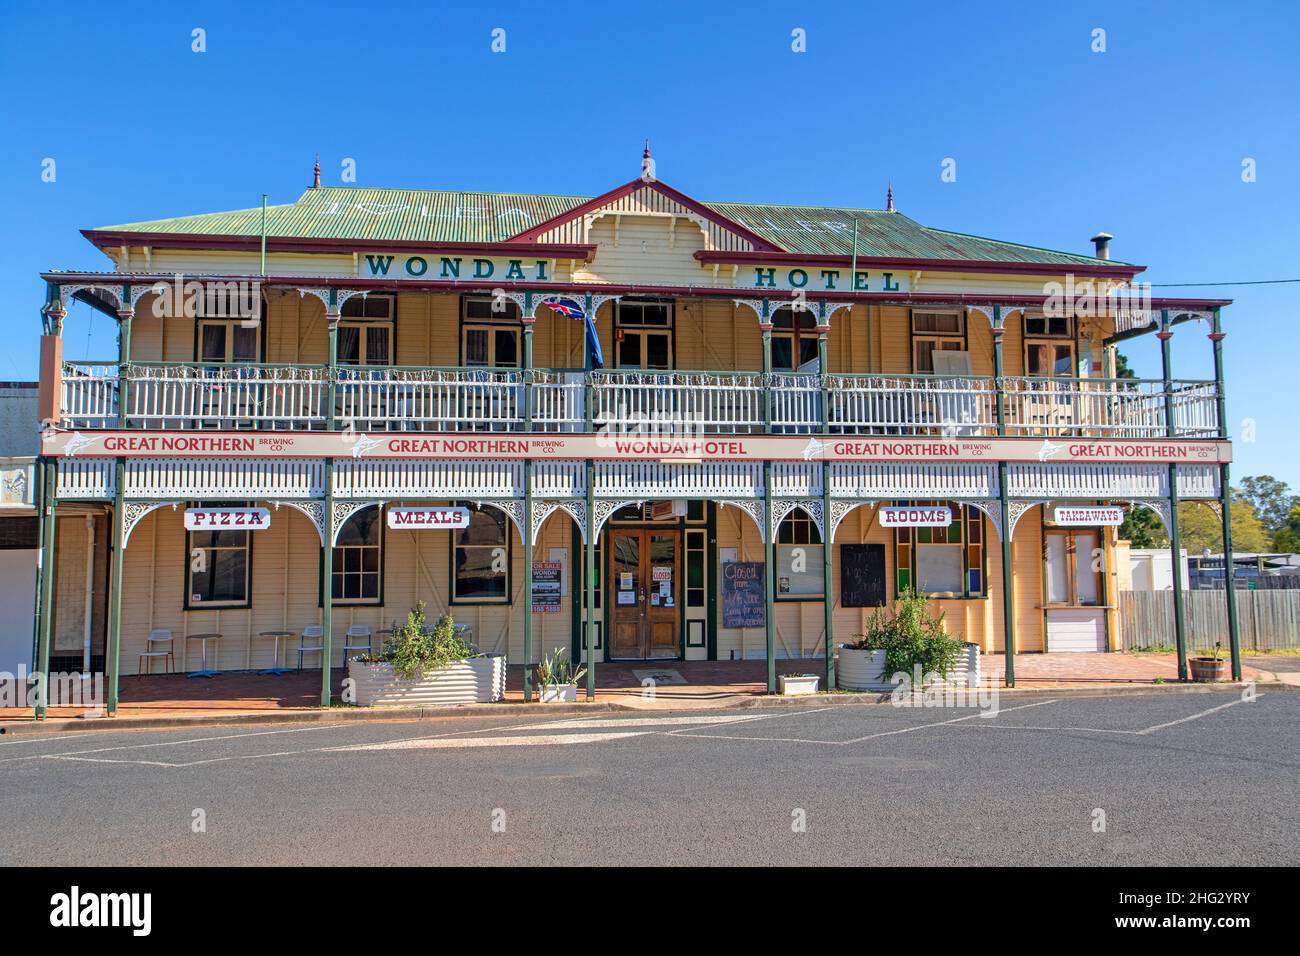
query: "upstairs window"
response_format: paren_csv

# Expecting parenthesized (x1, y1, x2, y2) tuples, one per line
(332, 506, 383, 604)
(1024, 312, 1075, 378)
(339, 295, 394, 367)
(911, 311, 966, 373)
(461, 295, 520, 368)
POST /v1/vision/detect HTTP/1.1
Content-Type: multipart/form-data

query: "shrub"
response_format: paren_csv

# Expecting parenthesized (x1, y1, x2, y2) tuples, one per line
(383, 602, 475, 679)
(535, 647, 586, 687)
(846, 589, 963, 682)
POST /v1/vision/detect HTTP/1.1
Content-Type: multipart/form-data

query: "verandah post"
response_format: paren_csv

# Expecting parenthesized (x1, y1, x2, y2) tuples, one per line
(321, 457, 334, 706)
(998, 461, 1016, 687)
(34, 461, 56, 718)
(523, 459, 533, 702)
(106, 458, 125, 715)
(991, 306, 1014, 685)
(822, 459, 835, 690)
(760, 302, 773, 431)
(584, 458, 596, 701)
(116, 293, 133, 428)
(326, 291, 339, 431)
(1159, 310, 1189, 680)
(1209, 309, 1241, 679)
(764, 458, 776, 693)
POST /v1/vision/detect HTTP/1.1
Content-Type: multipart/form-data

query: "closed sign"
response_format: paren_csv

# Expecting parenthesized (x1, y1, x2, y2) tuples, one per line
(184, 507, 271, 530)
(386, 506, 471, 529)
(879, 506, 952, 528)
(1053, 506, 1125, 526)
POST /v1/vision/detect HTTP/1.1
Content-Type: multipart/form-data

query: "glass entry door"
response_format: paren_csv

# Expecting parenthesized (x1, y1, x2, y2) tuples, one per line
(609, 529, 679, 659)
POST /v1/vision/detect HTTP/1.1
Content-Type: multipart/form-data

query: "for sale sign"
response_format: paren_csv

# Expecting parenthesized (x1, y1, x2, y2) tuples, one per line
(1053, 506, 1125, 526)
(386, 506, 472, 529)
(878, 506, 952, 528)
(184, 507, 271, 530)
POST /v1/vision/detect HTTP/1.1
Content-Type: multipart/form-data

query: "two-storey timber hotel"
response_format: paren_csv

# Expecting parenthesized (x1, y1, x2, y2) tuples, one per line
(32, 150, 1243, 713)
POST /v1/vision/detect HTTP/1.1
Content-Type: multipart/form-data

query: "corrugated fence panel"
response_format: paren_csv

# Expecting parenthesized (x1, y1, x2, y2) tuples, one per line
(1118, 590, 1300, 651)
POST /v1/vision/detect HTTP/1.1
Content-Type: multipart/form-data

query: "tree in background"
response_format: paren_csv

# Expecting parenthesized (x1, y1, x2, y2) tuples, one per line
(1118, 506, 1166, 547)
(1273, 504, 1300, 554)
(1235, 475, 1297, 543)
(1176, 500, 1271, 555)
(1114, 351, 1137, 380)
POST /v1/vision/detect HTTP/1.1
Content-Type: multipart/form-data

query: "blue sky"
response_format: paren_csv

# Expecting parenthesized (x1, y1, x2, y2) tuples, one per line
(2, 1, 1297, 482)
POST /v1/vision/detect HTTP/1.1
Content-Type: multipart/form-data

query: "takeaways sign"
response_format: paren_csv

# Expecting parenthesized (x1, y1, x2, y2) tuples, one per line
(1053, 506, 1125, 526)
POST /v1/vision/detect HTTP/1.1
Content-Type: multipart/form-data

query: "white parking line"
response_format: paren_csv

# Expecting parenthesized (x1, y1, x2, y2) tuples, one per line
(1136, 696, 1251, 734)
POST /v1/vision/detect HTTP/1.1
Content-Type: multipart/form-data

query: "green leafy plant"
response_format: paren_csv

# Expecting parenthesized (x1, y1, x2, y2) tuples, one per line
(535, 647, 586, 687)
(382, 603, 475, 679)
(847, 589, 962, 683)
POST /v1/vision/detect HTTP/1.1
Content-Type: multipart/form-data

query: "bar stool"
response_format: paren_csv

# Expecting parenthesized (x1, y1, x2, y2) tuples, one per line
(138, 629, 175, 675)
(342, 624, 372, 663)
(297, 624, 325, 670)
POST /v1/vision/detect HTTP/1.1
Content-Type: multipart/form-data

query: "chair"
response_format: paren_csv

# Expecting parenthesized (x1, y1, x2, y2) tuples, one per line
(297, 624, 325, 670)
(138, 629, 175, 675)
(342, 624, 372, 663)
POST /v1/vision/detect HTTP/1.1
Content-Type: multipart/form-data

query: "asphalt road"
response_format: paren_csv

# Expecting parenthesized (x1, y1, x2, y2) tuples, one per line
(1, 689, 1296, 866)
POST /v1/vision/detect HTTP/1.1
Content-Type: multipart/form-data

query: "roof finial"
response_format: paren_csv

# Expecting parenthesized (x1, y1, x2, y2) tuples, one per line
(886, 182, 894, 213)
(641, 140, 655, 181)
(313, 154, 321, 189)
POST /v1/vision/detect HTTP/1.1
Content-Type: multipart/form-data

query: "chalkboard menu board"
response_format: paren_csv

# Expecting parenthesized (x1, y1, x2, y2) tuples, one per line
(721, 561, 766, 628)
(840, 544, 886, 608)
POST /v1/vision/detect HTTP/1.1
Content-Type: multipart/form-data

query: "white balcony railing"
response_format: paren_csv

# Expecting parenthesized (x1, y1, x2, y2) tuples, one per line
(58, 363, 1220, 439)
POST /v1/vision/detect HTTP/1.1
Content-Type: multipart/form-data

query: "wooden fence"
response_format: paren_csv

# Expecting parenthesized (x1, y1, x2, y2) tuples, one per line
(1118, 590, 1300, 651)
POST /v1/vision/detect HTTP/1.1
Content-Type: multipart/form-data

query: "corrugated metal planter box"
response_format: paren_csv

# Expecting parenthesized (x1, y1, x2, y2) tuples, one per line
(837, 644, 981, 691)
(779, 674, 820, 696)
(348, 656, 506, 706)
(837, 647, 892, 691)
(539, 683, 578, 702)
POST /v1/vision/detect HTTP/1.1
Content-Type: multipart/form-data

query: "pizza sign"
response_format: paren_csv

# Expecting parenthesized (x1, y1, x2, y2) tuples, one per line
(386, 506, 472, 529)
(878, 506, 953, 528)
(184, 507, 271, 530)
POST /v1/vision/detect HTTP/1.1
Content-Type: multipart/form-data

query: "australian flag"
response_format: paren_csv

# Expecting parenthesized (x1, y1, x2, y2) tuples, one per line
(544, 296, 604, 369)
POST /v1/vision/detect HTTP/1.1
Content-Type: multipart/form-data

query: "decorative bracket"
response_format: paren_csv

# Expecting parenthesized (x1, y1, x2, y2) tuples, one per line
(120, 500, 182, 548)
(270, 499, 326, 546)
(531, 498, 586, 545)
(770, 497, 824, 541)
(717, 498, 767, 543)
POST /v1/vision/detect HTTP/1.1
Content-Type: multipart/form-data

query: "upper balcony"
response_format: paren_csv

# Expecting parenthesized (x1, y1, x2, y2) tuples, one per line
(59, 362, 1221, 439)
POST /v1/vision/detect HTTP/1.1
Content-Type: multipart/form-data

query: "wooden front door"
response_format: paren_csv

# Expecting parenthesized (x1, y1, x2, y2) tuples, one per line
(608, 529, 680, 660)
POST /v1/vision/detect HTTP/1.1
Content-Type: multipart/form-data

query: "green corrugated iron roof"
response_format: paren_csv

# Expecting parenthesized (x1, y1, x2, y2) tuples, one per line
(95, 187, 591, 245)
(707, 203, 1123, 265)
(94, 184, 1123, 266)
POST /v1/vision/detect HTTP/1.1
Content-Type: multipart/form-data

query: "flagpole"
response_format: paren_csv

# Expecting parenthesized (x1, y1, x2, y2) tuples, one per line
(260, 193, 268, 276)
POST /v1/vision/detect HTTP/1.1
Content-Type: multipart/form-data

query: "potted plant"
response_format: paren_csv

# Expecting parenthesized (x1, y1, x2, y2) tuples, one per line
(1189, 641, 1230, 683)
(778, 673, 820, 696)
(838, 589, 975, 691)
(534, 647, 586, 702)
(347, 602, 506, 706)
(838, 607, 892, 691)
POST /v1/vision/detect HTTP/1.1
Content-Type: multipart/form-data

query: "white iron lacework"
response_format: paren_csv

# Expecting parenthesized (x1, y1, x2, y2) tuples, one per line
(828, 499, 877, 541)
(1127, 498, 1173, 535)
(1007, 499, 1050, 538)
(770, 498, 824, 541)
(592, 499, 645, 537)
(732, 299, 768, 325)
(271, 500, 326, 546)
(951, 498, 1003, 541)
(331, 500, 383, 546)
(531, 499, 586, 545)
(470, 498, 525, 544)
(60, 283, 126, 312)
(120, 500, 181, 548)
(717, 498, 766, 543)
